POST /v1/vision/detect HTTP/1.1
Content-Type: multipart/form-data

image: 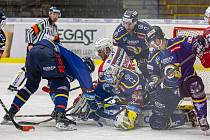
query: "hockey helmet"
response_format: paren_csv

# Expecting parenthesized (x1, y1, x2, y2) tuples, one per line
(49, 6, 61, 17)
(94, 38, 112, 56)
(0, 10, 6, 29)
(82, 57, 95, 73)
(146, 26, 165, 44)
(204, 6, 210, 22)
(203, 27, 210, 47)
(122, 9, 138, 23)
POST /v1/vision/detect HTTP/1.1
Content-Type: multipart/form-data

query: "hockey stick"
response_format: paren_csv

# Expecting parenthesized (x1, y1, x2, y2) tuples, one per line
(42, 85, 81, 94)
(0, 98, 34, 131)
(17, 105, 75, 125)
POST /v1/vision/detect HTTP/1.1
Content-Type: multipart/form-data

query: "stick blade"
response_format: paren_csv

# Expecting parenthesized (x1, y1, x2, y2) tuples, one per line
(21, 126, 35, 131)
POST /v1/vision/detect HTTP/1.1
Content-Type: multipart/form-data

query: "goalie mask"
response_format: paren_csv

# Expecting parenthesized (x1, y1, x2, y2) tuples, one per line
(0, 11, 6, 29)
(146, 26, 165, 50)
(94, 38, 112, 57)
(204, 6, 210, 24)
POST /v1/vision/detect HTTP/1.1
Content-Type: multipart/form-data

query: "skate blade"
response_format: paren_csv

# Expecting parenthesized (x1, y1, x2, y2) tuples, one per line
(56, 123, 77, 131)
(202, 130, 210, 136)
(0, 120, 12, 125)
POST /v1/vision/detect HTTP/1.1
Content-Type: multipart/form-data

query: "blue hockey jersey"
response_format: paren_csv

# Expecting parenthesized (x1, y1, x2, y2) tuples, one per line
(113, 21, 151, 61)
(0, 29, 6, 56)
(147, 36, 197, 88)
(36, 39, 93, 90)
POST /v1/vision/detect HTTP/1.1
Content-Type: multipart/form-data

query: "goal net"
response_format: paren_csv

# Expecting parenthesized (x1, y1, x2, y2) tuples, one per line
(173, 27, 210, 94)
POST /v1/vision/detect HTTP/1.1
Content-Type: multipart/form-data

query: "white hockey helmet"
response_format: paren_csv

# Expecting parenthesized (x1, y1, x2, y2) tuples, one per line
(94, 38, 112, 56)
(204, 6, 210, 22)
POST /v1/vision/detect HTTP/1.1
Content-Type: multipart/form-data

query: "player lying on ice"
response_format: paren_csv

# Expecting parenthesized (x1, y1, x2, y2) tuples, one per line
(1, 39, 95, 131)
(70, 38, 199, 130)
(145, 26, 209, 132)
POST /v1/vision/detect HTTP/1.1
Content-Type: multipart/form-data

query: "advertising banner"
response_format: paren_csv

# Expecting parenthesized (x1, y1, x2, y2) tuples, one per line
(9, 22, 118, 58)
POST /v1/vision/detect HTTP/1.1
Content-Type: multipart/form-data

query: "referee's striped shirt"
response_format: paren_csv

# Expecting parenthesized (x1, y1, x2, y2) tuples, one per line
(27, 18, 60, 45)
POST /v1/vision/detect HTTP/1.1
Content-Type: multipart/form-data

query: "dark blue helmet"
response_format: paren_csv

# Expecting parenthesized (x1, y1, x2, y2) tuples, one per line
(49, 6, 61, 17)
(82, 57, 95, 73)
(0, 11, 6, 28)
(122, 9, 138, 23)
(146, 26, 165, 44)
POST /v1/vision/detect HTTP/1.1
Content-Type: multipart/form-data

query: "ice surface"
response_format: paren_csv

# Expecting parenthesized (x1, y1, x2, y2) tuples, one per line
(0, 63, 209, 140)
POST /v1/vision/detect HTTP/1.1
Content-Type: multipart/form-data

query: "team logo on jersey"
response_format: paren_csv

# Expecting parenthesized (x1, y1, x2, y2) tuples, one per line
(117, 27, 124, 33)
(164, 64, 181, 79)
(161, 56, 173, 64)
(170, 45, 181, 52)
(113, 31, 118, 38)
(138, 24, 144, 30)
(43, 66, 56, 71)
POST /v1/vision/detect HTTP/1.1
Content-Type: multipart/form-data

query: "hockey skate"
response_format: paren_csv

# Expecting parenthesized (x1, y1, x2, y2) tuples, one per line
(1, 113, 15, 125)
(198, 118, 209, 131)
(55, 112, 77, 131)
(7, 85, 18, 92)
(186, 110, 199, 127)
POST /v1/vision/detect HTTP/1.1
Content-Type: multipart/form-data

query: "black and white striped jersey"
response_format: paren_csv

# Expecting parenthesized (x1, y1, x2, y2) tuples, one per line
(26, 18, 60, 45)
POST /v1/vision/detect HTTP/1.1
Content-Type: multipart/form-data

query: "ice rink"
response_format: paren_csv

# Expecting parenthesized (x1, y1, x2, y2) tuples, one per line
(0, 63, 209, 140)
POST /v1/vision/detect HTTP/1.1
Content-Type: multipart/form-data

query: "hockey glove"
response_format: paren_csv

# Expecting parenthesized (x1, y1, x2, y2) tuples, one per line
(192, 35, 206, 57)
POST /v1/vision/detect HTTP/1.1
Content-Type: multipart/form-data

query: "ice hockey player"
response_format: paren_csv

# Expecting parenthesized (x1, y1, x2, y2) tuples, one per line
(2, 39, 95, 131)
(0, 10, 6, 58)
(113, 9, 152, 78)
(8, 6, 61, 92)
(197, 6, 210, 68)
(145, 26, 209, 131)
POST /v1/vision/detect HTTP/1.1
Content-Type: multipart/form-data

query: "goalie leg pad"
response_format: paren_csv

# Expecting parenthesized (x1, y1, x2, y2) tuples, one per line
(113, 109, 137, 130)
(150, 88, 181, 129)
(8, 67, 26, 91)
(149, 114, 171, 130)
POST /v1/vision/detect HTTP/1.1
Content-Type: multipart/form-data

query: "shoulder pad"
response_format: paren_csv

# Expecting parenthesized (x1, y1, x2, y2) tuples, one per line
(135, 21, 151, 34)
(113, 24, 128, 41)
(167, 36, 186, 49)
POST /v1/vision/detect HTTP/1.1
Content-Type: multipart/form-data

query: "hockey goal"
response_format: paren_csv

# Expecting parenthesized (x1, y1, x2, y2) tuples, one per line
(173, 26, 210, 94)
(173, 27, 205, 37)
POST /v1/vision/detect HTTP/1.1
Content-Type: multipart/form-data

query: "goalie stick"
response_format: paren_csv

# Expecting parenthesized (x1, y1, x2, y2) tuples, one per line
(0, 98, 34, 131)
